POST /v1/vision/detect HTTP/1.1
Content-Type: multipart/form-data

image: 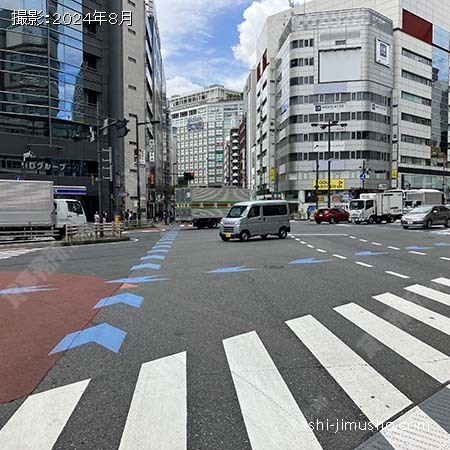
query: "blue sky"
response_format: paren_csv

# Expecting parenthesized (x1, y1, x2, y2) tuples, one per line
(154, 0, 289, 97)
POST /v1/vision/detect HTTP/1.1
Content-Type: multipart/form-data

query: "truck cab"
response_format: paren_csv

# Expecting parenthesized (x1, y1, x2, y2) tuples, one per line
(349, 199, 375, 224)
(54, 199, 87, 231)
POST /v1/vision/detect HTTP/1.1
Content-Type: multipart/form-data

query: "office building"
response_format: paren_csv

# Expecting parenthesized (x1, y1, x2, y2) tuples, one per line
(170, 85, 243, 187)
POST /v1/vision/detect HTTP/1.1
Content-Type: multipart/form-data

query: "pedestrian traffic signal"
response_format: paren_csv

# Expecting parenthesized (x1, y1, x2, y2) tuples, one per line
(183, 171, 195, 181)
(116, 119, 130, 138)
(133, 148, 139, 165)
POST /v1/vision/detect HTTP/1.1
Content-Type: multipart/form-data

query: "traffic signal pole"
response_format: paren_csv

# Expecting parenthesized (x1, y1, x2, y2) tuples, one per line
(133, 115, 142, 227)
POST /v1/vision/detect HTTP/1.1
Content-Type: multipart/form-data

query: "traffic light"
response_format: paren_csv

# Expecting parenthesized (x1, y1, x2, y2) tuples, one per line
(133, 148, 139, 165)
(116, 119, 130, 138)
(183, 171, 195, 181)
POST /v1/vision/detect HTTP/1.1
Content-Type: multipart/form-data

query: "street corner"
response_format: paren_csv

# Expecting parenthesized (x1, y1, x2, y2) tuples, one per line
(0, 271, 118, 403)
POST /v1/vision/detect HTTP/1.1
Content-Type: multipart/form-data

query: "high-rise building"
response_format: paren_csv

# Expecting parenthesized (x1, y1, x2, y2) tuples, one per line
(0, 0, 168, 220)
(248, 0, 450, 202)
(170, 85, 243, 187)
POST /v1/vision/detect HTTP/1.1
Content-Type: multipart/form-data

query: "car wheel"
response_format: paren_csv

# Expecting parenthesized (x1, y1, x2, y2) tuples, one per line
(239, 230, 250, 242)
(368, 217, 374, 225)
(278, 228, 288, 239)
(388, 216, 395, 223)
(315, 220, 321, 224)
(445, 219, 450, 228)
(425, 219, 433, 229)
(220, 235, 230, 242)
(330, 217, 336, 224)
(402, 226, 409, 230)
(261, 234, 269, 240)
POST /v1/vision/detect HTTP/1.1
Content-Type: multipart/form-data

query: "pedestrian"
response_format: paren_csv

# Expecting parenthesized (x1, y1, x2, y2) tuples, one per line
(94, 211, 100, 224)
(163, 210, 168, 225)
(102, 211, 108, 223)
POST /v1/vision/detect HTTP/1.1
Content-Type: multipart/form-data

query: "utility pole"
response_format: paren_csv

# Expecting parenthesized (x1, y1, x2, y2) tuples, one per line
(314, 144, 319, 210)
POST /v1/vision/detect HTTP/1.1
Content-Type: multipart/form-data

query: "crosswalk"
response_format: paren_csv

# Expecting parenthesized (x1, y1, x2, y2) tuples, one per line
(2, 278, 450, 449)
(0, 248, 43, 261)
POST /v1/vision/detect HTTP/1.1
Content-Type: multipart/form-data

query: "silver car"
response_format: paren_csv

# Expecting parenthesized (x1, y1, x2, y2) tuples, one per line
(401, 205, 450, 229)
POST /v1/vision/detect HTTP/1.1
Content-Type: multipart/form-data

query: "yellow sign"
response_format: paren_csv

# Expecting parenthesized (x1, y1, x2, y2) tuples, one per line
(313, 179, 345, 190)
(269, 168, 276, 182)
(391, 169, 398, 180)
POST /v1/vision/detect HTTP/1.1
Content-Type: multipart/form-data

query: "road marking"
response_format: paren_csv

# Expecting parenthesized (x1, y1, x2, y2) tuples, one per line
(223, 331, 323, 450)
(359, 239, 368, 243)
(349, 236, 357, 239)
(440, 257, 450, 261)
(335, 303, 450, 383)
(355, 262, 373, 268)
(307, 244, 315, 249)
(300, 241, 307, 245)
(286, 315, 411, 424)
(409, 251, 427, 256)
(333, 254, 347, 260)
(432, 277, 450, 287)
(387, 246, 400, 251)
(371, 242, 382, 246)
(374, 293, 450, 337)
(385, 271, 410, 279)
(295, 238, 301, 241)
(379, 392, 450, 450)
(405, 284, 450, 307)
(119, 352, 186, 450)
(0, 379, 90, 450)
(316, 249, 327, 253)
(289, 234, 347, 237)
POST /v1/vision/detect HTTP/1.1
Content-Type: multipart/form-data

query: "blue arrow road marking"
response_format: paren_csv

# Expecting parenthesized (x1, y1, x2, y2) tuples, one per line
(0, 285, 56, 295)
(434, 243, 450, 247)
(131, 263, 161, 271)
(49, 323, 126, 355)
(289, 258, 333, 265)
(141, 255, 166, 261)
(106, 276, 171, 284)
(94, 293, 144, 309)
(406, 246, 432, 250)
(208, 266, 259, 274)
(354, 251, 388, 256)
(147, 249, 169, 253)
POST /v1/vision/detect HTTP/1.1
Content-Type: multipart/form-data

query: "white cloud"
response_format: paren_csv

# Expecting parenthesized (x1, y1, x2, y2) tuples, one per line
(155, 0, 248, 58)
(233, 0, 291, 68)
(167, 76, 203, 98)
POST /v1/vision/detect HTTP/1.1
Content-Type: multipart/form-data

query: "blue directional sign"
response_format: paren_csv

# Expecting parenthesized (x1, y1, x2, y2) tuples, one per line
(289, 258, 332, 265)
(131, 262, 161, 271)
(354, 251, 388, 256)
(94, 293, 144, 309)
(360, 173, 367, 181)
(147, 249, 169, 253)
(49, 323, 126, 355)
(153, 244, 172, 248)
(107, 276, 171, 284)
(406, 246, 432, 250)
(434, 243, 450, 247)
(141, 255, 166, 261)
(208, 266, 259, 274)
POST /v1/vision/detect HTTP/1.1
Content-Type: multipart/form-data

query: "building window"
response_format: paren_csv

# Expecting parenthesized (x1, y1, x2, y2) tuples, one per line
(401, 134, 431, 146)
(83, 52, 97, 70)
(402, 48, 432, 66)
(402, 70, 432, 86)
(128, 28, 136, 35)
(128, 56, 137, 63)
(401, 113, 431, 126)
(401, 91, 431, 106)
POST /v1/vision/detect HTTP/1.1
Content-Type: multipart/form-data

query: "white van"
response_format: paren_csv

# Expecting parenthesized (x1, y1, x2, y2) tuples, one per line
(219, 201, 291, 242)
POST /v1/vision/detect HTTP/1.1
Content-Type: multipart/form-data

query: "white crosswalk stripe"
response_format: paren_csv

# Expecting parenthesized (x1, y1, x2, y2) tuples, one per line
(0, 248, 43, 260)
(286, 315, 411, 424)
(3, 281, 450, 449)
(119, 352, 186, 450)
(223, 331, 323, 450)
(335, 303, 450, 383)
(0, 379, 90, 450)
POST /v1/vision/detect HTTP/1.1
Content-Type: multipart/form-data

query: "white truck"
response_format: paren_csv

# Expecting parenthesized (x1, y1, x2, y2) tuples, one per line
(0, 180, 87, 239)
(175, 186, 251, 229)
(349, 191, 403, 224)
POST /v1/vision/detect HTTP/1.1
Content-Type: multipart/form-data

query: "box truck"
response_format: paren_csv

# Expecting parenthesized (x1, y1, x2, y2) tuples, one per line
(349, 191, 403, 224)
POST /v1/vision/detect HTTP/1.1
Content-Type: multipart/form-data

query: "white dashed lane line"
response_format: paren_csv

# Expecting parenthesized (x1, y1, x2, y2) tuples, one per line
(349, 236, 357, 239)
(359, 239, 368, 243)
(316, 249, 327, 253)
(385, 271, 411, 279)
(409, 251, 427, 256)
(441, 257, 450, 261)
(355, 262, 374, 268)
(371, 242, 382, 246)
(333, 255, 347, 260)
(307, 244, 315, 249)
(387, 246, 400, 251)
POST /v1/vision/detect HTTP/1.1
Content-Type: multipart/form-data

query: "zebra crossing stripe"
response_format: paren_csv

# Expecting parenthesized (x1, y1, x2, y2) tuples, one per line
(119, 352, 187, 450)
(405, 284, 450, 307)
(335, 303, 450, 383)
(223, 331, 323, 450)
(374, 293, 450, 337)
(432, 277, 450, 287)
(286, 315, 411, 424)
(0, 379, 89, 450)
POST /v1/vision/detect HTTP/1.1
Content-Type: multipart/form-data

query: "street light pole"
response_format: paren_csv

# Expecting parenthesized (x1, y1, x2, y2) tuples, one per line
(327, 120, 332, 208)
(314, 144, 319, 210)
(133, 115, 142, 226)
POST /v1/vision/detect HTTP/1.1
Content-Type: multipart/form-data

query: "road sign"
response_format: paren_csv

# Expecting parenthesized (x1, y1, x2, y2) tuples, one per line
(360, 173, 367, 181)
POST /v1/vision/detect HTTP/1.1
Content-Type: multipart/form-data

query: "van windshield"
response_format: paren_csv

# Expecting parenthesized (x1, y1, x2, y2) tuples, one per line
(227, 205, 248, 218)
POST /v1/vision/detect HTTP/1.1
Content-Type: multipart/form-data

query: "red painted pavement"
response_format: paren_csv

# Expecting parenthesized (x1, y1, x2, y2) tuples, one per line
(0, 272, 118, 402)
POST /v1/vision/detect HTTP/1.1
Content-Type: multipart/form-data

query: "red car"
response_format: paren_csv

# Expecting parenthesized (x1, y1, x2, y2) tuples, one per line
(315, 208, 350, 224)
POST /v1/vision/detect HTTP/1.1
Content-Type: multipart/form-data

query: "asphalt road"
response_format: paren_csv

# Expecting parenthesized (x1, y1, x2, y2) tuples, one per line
(0, 222, 450, 450)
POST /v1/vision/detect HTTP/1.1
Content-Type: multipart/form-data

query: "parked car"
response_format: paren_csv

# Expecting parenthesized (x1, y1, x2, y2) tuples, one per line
(401, 205, 450, 229)
(314, 207, 350, 224)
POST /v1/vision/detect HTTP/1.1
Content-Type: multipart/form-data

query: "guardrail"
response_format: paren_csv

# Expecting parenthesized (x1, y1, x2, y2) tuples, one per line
(65, 222, 124, 243)
(0, 228, 59, 241)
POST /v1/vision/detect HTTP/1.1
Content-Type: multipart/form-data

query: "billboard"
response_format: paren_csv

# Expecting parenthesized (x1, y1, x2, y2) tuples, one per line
(186, 116, 204, 132)
(376, 39, 391, 67)
(319, 48, 361, 83)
